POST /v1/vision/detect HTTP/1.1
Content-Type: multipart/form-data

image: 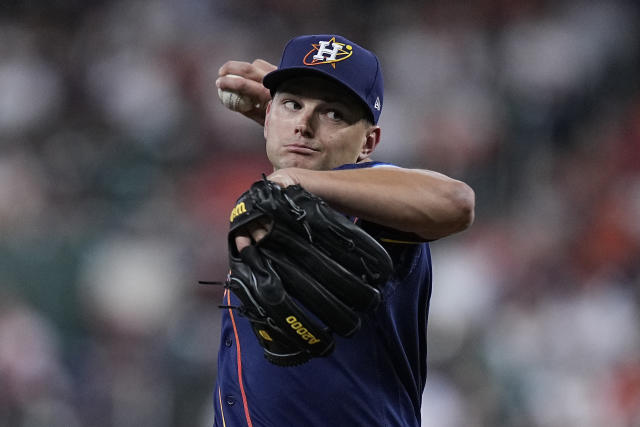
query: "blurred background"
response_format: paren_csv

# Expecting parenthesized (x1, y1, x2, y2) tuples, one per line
(1, 0, 639, 426)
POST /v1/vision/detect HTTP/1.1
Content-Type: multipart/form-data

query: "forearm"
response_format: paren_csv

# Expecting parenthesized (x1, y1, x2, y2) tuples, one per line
(272, 166, 475, 240)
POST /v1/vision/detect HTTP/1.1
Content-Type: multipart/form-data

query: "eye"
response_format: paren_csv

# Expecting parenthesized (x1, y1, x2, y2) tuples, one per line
(326, 109, 344, 121)
(283, 100, 300, 111)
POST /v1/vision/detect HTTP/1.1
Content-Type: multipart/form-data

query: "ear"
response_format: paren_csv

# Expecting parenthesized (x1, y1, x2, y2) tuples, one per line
(357, 126, 381, 162)
(263, 100, 273, 138)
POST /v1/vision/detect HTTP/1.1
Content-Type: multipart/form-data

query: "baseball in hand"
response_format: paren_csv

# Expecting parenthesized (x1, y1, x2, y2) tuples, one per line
(218, 74, 255, 112)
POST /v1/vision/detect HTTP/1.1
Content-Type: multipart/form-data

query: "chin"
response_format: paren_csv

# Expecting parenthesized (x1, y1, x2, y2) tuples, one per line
(277, 156, 322, 171)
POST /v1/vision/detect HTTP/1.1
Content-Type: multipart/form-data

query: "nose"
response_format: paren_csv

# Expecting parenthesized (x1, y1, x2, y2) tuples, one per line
(294, 109, 315, 138)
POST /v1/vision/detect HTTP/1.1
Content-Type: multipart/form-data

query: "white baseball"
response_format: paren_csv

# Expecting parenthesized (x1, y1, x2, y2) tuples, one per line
(218, 74, 254, 112)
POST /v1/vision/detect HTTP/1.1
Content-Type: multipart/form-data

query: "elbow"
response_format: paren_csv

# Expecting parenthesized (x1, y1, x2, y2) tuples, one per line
(417, 180, 475, 240)
(450, 181, 475, 232)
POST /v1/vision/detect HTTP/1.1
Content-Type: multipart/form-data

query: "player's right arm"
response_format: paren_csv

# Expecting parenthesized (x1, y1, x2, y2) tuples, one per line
(268, 166, 475, 242)
(216, 59, 276, 125)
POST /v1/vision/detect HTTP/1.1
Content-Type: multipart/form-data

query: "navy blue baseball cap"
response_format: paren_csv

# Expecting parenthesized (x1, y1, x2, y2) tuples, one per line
(263, 34, 384, 124)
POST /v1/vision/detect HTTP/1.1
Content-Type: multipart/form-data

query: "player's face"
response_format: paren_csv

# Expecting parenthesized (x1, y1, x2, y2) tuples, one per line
(264, 77, 379, 171)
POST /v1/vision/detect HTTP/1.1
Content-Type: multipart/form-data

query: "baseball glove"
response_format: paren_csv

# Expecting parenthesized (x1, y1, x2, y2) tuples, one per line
(222, 177, 393, 366)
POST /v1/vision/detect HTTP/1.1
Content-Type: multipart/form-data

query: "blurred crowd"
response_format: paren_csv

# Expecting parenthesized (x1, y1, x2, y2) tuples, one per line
(1, 1, 639, 426)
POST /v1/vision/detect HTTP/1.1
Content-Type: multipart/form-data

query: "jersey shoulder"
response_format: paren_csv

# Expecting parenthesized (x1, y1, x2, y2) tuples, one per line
(333, 161, 397, 171)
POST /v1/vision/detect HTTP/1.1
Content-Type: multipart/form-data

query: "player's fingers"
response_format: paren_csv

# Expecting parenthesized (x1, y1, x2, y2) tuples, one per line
(216, 74, 270, 97)
(252, 59, 277, 75)
(251, 227, 268, 243)
(246, 218, 272, 243)
(234, 219, 272, 252)
(218, 60, 249, 77)
(218, 60, 268, 83)
(217, 59, 276, 126)
(235, 234, 252, 253)
(267, 169, 300, 188)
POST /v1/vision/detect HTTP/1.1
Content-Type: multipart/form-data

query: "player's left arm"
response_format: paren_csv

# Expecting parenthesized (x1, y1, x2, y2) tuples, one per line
(267, 166, 475, 241)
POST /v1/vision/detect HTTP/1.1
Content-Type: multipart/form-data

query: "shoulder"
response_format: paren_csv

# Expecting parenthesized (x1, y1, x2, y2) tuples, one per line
(333, 161, 398, 171)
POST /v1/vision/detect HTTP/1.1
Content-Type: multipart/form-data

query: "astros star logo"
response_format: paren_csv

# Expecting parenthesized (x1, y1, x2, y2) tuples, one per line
(302, 37, 353, 69)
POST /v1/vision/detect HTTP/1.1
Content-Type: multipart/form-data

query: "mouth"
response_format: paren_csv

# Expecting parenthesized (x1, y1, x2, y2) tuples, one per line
(284, 144, 319, 155)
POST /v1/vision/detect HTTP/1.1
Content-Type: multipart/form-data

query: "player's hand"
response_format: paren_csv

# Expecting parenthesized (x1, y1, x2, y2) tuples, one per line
(234, 217, 272, 253)
(217, 59, 277, 126)
(233, 169, 303, 252)
(266, 168, 304, 188)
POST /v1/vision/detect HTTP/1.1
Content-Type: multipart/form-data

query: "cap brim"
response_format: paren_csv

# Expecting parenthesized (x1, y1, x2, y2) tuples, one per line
(263, 67, 334, 92)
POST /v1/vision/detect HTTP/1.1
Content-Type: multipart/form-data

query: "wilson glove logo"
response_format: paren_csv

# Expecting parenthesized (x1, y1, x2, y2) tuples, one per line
(286, 315, 320, 344)
(303, 37, 353, 69)
(229, 202, 247, 222)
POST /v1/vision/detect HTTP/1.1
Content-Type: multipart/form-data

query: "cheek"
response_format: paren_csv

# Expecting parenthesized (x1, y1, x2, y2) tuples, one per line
(336, 131, 365, 156)
(265, 136, 279, 165)
(265, 113, 293, 141)
(320, 132, 363, 166)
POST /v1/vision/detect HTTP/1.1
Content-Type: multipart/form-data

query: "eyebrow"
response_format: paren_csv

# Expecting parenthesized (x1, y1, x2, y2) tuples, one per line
(278, 89, 360, 111)
(279, 88, 336, 101)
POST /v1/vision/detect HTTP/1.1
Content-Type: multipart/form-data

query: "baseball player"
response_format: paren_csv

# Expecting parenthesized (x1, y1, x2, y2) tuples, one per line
(213, 34, 475, 426)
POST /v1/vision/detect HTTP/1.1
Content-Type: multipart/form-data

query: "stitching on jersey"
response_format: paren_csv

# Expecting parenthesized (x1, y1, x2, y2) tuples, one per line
(217, 386, 227, 427)
(227, 289, 254, 427)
